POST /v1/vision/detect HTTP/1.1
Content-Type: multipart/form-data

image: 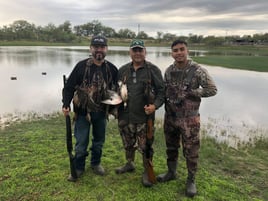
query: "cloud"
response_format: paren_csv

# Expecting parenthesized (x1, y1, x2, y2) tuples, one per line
(1, 0, 268, 37)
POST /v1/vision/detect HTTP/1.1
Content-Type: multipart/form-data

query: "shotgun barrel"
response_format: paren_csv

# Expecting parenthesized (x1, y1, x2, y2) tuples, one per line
(63, 75, 77, 180)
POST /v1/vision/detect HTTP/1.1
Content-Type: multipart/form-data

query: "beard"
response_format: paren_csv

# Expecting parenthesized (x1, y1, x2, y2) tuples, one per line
(93, 51, 106, 61)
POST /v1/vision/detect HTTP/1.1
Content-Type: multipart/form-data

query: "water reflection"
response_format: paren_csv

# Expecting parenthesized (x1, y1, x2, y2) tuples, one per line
(0, 46, 267, 145)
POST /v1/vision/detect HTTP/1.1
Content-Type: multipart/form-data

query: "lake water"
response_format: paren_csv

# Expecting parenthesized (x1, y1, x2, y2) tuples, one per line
(0, 46, 267, 146)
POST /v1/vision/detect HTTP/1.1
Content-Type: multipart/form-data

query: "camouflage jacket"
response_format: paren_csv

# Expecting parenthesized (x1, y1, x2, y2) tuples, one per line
(164, 59, 217, 117)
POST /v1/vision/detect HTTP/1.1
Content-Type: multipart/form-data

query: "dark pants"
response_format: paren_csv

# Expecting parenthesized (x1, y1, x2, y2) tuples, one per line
(74, 112, 107, 171)
(164, 114, 200, 176)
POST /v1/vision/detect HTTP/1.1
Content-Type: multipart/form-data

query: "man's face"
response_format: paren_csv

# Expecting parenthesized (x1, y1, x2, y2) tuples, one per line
(90, 45, 107, 61)
(130, 47, 146, 63)
(171, 43, 188, 63)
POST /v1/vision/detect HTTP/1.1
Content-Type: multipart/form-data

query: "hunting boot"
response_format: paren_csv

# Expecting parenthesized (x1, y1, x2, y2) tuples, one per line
(156, 160, 177, 182)
(67, 169, 84, 182)
(141, 156, 154, 187)
(185, 173, 197, 197)
(115, 151, 135, 174)
(91, 164, 105, 176)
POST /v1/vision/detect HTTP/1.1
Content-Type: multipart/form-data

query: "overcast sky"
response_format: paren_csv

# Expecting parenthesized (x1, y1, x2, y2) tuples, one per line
(1, 0, 268, 37)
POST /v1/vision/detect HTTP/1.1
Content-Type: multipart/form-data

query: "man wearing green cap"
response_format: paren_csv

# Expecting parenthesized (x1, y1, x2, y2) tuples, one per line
(115, 39, 165, 187)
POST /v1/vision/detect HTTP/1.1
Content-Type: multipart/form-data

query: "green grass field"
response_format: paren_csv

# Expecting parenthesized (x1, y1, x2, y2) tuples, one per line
(0, 113, 267, 201)
(193, 56, 268, 72)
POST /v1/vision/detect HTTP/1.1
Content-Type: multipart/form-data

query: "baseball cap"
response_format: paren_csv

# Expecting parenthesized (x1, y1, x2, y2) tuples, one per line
(90, 35, 107, 46)
(130, 39, 145, 49)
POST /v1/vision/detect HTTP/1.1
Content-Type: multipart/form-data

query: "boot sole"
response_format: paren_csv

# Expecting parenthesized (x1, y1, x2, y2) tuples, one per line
(156, 176, 176, 182)
(185, 192, 196, 198)
(115, 169, 135, 174)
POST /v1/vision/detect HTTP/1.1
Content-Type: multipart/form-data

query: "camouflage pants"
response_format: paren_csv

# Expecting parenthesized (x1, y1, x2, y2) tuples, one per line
(118, 120, 149, 155)
(164, 114, 200, 176)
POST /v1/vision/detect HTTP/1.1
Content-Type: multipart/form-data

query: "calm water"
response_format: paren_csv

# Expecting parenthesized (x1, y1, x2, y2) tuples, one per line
(1, 46, 267, 145)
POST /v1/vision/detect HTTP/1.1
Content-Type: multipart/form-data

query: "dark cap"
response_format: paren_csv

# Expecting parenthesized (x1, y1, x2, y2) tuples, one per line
(130, 39, 145, 49)
(90, 35, 107, 46)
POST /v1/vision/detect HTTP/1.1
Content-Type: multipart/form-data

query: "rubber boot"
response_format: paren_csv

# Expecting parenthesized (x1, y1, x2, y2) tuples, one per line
(115, 161, 135, 174)
(115, 150, 135, 174)
(157, 161, 177, 182)
(185, 173, 197, 197)
(141, 156, 154, 187)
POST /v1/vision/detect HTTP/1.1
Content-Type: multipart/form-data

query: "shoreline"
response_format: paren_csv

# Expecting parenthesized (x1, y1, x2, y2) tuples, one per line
(1, 111, 267, 148)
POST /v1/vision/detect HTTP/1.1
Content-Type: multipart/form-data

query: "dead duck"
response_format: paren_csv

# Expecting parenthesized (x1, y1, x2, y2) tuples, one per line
(118, 80, 128, 108)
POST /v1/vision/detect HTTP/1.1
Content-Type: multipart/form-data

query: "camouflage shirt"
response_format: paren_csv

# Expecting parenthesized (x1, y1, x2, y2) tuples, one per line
(164, 59, 217, 116)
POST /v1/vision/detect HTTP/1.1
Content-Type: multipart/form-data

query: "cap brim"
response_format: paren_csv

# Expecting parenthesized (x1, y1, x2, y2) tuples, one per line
(91, 43, 107, 46)
(131, 45, 144, 49)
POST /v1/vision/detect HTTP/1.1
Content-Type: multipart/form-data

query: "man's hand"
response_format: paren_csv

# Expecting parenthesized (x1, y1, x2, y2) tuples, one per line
(177, 90, 188, 99)
(62, 107, 70, 116)
(144, 104, 156, 115)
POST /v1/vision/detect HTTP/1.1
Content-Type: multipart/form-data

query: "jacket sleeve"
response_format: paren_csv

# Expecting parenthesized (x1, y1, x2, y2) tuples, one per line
(191, 67, 217, 98)
(151, 66, 165, 109)
(62, 64, 80, 109)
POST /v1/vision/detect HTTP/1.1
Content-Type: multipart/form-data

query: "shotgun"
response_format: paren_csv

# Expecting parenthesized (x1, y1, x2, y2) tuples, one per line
(144, 81, 157, 184)
(145, 114, 157, 184)
(63, 75, 77, 180)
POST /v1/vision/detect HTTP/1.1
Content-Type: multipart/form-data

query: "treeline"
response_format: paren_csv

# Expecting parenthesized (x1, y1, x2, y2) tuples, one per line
(1, 19, 268, 46)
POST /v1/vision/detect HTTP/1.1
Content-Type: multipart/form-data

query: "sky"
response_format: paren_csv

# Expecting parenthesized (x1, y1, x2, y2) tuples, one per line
(1, 0, 268, 37)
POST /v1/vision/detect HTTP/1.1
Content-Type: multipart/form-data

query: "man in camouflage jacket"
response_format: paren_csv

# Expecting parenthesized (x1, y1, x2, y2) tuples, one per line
(157, 39, 217, 197)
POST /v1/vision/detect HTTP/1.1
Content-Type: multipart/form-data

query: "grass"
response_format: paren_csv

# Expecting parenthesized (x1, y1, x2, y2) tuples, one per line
(191, 45, 268, 72)
(0, 113, 267, 201)
(193, 56, 268, 72)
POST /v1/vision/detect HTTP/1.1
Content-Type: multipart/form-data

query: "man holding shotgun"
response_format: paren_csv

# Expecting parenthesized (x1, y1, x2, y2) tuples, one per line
(62, 35, 118, 181)
(115, 39, 165, 187)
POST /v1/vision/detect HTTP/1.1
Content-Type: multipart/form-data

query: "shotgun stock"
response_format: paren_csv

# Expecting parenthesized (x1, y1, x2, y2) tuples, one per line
(145, 115, 157, 184)
(144, 80, 157, 184)
(63, 75, 77, 180)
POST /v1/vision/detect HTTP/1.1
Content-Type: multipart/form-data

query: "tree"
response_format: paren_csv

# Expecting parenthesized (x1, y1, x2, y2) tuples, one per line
(188, 34, 203, 44)
(9, 20, 36, 40)
(162, 33, 177, 42)
(1, 19, 268, 45)
(41, 23, 57, 42)
(77, 20, 107, 36)
(156, 31, 163, 42)
(136, 31, 148, 39)
(0, 25, 15, 40)
(58, 21, 72, 34)
(117, 28, 136, 38)
(203, 36, 225, 46)
(101, 26, 116, 37)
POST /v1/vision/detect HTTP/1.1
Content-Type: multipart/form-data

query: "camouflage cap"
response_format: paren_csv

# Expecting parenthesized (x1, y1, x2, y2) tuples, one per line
(130, 39, 145, 49)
